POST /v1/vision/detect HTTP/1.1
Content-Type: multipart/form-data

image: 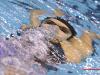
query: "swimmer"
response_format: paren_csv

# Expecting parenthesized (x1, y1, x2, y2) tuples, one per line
(20, 8, 100, 63)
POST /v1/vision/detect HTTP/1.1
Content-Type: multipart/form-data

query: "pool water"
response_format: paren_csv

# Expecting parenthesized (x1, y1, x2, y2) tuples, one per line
(0, 0, 100, 75)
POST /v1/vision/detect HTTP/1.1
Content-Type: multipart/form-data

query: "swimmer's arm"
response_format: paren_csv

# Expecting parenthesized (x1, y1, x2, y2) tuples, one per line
(30, 8, 64, 28)
(21, 8, 64, 30)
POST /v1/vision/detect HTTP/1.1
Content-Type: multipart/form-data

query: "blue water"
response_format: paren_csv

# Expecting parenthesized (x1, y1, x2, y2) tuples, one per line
(0, 0, 100, 75)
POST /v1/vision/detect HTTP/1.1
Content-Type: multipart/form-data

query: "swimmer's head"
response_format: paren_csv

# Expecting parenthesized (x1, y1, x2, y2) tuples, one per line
(41, 17, 76, 40)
